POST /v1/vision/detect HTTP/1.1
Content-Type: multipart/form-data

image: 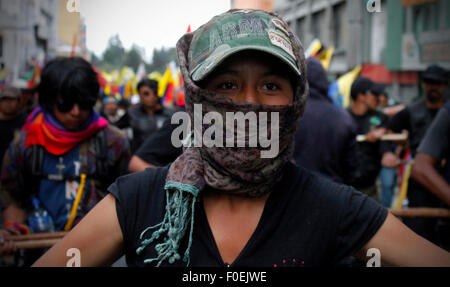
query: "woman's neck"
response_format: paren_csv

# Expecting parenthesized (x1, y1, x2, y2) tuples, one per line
(202, 188, 270, 211)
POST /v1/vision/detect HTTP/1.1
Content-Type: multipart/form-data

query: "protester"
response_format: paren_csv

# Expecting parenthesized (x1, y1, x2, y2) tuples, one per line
(123, 79, 174, 152)
(100, 94, 128, 128)
(128, 110, 185, 172)
(370, 83, 398, 207)
(128, 79, 187, 172)
(382, 65, 448, 244)
(412, 101, 450, 250)
(0, 57, 131, 263)
(0, 85, 27, 166)
(293, 57, 359, 185)
(0, 85, 27, 234)
(347, 77, 388, 200)
(33, 9, 450, 267)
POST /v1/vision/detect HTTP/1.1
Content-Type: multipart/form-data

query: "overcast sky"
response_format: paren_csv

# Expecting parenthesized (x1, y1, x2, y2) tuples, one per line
(80, 0, 231, 61)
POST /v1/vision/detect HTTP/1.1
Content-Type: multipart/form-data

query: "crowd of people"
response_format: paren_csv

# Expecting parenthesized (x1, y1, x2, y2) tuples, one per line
(0, 9, 449, 267)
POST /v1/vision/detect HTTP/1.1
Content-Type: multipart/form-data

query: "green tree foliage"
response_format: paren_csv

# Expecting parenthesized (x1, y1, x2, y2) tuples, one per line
(101, 35, 125, 71)
(124, 44, 145, 72)
(93, 35, 176, 74)
(146, 47, 177, 73)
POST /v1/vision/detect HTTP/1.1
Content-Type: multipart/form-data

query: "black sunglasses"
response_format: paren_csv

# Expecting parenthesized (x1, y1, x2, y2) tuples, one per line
(56, 96, 96, 113)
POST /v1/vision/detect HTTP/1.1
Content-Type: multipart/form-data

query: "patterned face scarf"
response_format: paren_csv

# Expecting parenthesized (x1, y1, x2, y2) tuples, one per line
(23, 106, 108, 156)
(136, 9, 308, 266)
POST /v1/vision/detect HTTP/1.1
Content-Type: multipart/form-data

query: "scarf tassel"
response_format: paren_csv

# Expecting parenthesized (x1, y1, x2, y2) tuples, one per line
(136, 181, 199, 267)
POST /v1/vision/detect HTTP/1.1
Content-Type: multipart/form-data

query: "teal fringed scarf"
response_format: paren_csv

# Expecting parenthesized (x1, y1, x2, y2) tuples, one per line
(136, 182, 199, 266)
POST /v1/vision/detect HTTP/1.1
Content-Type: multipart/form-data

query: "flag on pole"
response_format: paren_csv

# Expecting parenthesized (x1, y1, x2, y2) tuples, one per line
(328, 66, 362, 108)
(71, 34, 77, 57)
(305, 39, 334, 71)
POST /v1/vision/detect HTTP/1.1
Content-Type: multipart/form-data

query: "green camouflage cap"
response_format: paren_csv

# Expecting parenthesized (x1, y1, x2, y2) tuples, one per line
(188, 9, 302, 82)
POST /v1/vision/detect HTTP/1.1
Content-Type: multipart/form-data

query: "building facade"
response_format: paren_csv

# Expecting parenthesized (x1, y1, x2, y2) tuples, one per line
(0, 0, 87, 87)
(0, 0, 58, 85)
(274, 0, 450, 104)
(56, 0, 87, 57)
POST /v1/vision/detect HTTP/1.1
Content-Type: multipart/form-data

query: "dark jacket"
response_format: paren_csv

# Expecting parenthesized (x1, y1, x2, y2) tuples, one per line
(294, 57, 359, 185)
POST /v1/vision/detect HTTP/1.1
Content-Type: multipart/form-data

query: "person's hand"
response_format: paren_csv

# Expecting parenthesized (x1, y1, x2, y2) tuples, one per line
(0, 228, 18, 256)
(382, 152, 400, 168)
(365, 128, 386, 143)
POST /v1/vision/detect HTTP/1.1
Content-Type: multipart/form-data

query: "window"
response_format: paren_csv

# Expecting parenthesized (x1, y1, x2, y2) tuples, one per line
(311, 10, 326, 40)
(296, 17, 306, 43)
(413, 2, 439, 33)
(333, 2, 347, 50)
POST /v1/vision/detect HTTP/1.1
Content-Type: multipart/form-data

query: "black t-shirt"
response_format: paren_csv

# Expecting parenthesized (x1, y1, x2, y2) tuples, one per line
(348, 109, 388, 188)
(134, 109, 184, 166)
(109, 162, 388, 267)
(125, 105, 174, 153)
(417, 103, 450, 184)
(388, 100, 439, 156)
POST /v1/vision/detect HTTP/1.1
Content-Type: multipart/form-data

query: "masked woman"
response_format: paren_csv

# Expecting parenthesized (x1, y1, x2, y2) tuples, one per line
(33, 9, 450, 267)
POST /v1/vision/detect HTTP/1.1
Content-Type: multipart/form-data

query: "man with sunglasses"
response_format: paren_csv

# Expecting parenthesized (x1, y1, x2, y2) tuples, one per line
(0, 57, 130, 263)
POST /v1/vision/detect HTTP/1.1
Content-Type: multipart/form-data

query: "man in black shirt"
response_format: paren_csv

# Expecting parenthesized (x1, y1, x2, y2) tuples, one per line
(122, 79, 174, 152)
(413, 101, 450, 250)
(348, 77, 388, 200)
(383, 65, 448, 244)
(128, 106, 185, 172)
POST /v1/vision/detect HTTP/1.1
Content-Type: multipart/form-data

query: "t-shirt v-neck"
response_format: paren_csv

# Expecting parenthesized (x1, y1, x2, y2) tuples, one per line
(109, 162, 387, 267)
(198, 189, 275, 267)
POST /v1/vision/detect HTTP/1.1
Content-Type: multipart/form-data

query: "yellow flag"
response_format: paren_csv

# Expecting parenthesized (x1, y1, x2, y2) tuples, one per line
(104, 84, 111, 95)
(158, 67, 174, 98)
(148, 71, 162, 82)
(337, 66, 362, 108)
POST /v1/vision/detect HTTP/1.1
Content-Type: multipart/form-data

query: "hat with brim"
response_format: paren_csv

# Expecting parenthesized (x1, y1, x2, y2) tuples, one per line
(422, 65, 448, 83)
(188, 10, 302, 82)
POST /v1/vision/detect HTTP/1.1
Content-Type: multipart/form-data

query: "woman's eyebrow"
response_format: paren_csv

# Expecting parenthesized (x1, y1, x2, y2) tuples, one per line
(262, 69, 291, 79)
(212, 68, 239, 77)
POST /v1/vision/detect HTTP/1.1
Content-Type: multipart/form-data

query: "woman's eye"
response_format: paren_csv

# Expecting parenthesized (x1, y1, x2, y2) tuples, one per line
(262, 83, 279, 91)
(218, 82, 236, 90)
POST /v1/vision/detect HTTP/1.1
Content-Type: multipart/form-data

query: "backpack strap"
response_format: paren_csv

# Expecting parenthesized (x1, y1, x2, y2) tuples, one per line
(30, 145, 44, 178)
(94, 128, 108, 178)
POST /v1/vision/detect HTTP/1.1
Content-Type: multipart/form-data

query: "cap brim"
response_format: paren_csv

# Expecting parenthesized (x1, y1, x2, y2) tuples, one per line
(190, 45, 301, 82)
(422, 75, 448, 83)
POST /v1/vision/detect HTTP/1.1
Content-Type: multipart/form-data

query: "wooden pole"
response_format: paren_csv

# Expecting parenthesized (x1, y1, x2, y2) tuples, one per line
(357, 133, 408, 143)
(389, 208, 450, 218)
(14, 239, 61, 249)
(4, 232, 67, 250)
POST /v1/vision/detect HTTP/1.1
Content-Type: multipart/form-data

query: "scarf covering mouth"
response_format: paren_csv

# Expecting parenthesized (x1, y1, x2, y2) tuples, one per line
(23, 106, 108, 156)
(136, 9, 308, 266)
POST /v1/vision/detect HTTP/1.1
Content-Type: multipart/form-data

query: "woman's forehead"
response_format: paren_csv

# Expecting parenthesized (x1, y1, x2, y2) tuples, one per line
(211, 50, 298, 78)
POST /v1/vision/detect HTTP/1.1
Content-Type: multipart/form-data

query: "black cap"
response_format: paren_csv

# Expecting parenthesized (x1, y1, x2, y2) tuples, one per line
(351, 77, 374, 100)
(422, 65, 448, 83)
(371, 83, 387, 96)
